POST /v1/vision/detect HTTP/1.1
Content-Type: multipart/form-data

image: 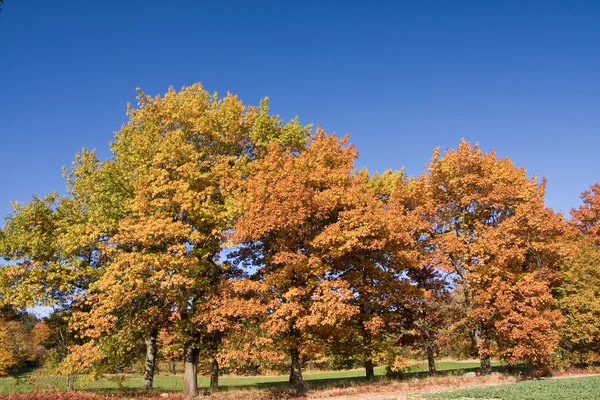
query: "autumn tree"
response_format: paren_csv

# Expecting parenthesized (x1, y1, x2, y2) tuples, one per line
(556, 238, 600, 364)
(312, 169, 413, 380)
(557, 184, 600, 363)
(0, 148, 138, 386)
(386, 173, 447, 376)
(0, 193, 83, 308)
(395, 265, 459, 376)
(0, 319, 34, 375)
(232, 130, 359, 395)
(422, 140, 565, 372)
(211, 279, 286, 377)
(0, 308, 46, 376)
(65, 84, 309, 396)
(193, 276, 275, 391)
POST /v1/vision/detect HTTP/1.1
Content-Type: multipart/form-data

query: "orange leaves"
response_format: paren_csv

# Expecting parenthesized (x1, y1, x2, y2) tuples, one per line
(571, 183, 600, 245)
(5, 81, 600, 382)
(417, 139, 568, 367)
(302, 279, 358, 330)
(475, 273, 561, 367)
(232, 128, 362, 373)
(233, 129, 357, 243)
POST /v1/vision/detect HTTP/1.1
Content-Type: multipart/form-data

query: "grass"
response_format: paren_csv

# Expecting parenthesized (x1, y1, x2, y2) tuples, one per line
(0, 361, 503, 394)
(427, 375, 600, 400)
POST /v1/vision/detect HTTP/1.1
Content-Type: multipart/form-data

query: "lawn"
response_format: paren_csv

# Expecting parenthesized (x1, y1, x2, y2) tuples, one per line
(427, 375, 600, 400)
(0, 361, 502, 394)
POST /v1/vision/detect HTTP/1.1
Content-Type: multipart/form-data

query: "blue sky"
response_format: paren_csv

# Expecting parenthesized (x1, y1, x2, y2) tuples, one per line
(1, 0, 599, 221)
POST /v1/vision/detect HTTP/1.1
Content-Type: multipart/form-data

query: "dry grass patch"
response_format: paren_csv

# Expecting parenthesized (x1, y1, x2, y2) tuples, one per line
(307, 373, 515, 400)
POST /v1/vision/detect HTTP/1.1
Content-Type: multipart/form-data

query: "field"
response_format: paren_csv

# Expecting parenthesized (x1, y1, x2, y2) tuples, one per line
(0, 361, 500, 394)
(427, 375, 600, 400)
(5, 361, 596, 400)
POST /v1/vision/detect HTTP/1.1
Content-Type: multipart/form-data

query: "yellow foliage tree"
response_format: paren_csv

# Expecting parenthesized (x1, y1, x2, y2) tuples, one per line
(64, 84, 309, 396)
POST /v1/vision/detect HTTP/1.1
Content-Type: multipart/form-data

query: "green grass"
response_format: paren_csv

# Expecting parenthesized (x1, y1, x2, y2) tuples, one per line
(427, 375, 600, 400)
(0, 361, 501, 394)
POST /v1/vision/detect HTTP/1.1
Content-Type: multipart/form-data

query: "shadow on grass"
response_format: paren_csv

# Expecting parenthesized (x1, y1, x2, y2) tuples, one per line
(76, 363, 535, 396)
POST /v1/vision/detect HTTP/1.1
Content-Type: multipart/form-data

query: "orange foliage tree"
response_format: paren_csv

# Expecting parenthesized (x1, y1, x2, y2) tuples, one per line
(232, 130, 360, 395)
(421, 140, 565, 372)
(387, 173, 454, 376)
(312, 169, 416, 379)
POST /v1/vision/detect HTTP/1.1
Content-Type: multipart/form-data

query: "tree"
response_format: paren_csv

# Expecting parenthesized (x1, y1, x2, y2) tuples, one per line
(387, 173, 451, 376)
(65, 84, 309, 396)
(0, 319, 33, 375)
(312, 169, 411, 380)
(232, 130, 359, 395)
(0, 146, 128, 309)
(0, 308, 46, 376)
(556, 238, 600, 363)
(557, 185, 600, 363)
(194, 276, 269, 391)
(398, 265, 458, 376)
(0, 148, 136, 387)
(422, 140, 565, 372)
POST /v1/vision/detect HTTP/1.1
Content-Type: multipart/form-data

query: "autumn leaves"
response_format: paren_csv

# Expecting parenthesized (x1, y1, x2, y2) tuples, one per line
(0, 85, 598, 397)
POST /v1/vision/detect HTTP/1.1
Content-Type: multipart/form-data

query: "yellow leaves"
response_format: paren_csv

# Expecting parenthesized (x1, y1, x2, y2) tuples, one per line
(556, 237, 600, 362)
(61, 341, 106, 376)
(0, 318, 42, 376)
(388, 356, 410, 373)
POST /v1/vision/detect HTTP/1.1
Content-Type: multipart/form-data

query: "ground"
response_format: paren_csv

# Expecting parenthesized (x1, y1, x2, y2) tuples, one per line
(1, 362, 598, 399)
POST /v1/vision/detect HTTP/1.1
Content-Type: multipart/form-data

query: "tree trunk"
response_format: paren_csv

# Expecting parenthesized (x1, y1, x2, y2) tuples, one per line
(206, 334, 221, 392)
(480, 353, 491, 374)
(364, 358, 375, 381)
(143, 329, 158, 390)
(474, 324, 491, 374)
(360, 312, 375, 381)
(289, 347, 306, 396)
(426, 341, 437, 376)
(183, 344, 200, 396)
(210, 357, 219, 392)
(66, 375, 76, 390)
(457, 259, 492, 375)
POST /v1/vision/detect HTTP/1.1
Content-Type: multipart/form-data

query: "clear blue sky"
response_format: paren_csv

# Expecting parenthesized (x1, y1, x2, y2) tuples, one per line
(1, 0, 599, 221)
